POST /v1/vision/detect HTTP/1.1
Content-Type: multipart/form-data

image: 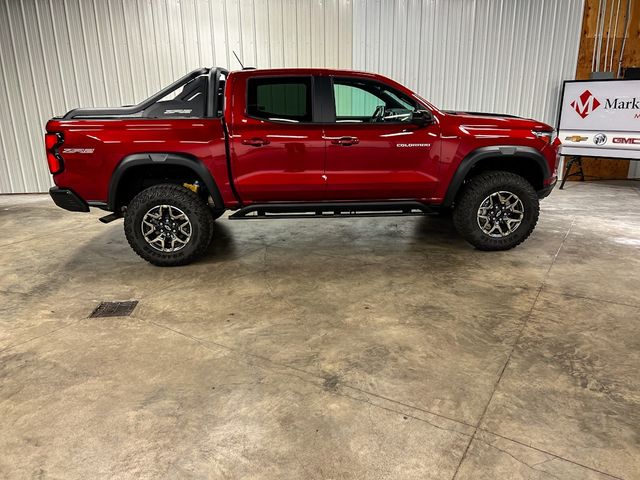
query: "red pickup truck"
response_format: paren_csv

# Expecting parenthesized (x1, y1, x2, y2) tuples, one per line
(45, 67, 559, 266)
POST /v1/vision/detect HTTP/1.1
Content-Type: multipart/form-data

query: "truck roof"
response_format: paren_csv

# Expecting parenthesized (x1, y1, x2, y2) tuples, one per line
(228, 67, 391, 80)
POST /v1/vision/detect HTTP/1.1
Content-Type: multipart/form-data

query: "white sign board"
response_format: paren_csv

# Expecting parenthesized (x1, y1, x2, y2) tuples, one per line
(558, 79, 640, 160)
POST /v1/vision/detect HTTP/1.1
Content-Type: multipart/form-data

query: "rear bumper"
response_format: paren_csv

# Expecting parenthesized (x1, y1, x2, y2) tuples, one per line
(49, 187, 89, 212)
(537, 177, 557, 199)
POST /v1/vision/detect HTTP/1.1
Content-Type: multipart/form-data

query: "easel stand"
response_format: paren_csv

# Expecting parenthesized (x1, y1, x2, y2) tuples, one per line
(559, 156, 585, 190)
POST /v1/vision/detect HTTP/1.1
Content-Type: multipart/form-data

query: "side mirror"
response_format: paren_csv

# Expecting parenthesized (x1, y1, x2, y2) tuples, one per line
(410, 109, 434, 127)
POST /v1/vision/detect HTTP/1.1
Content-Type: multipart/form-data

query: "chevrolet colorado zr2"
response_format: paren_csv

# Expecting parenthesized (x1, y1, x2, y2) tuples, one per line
(45, 67, 560, 266)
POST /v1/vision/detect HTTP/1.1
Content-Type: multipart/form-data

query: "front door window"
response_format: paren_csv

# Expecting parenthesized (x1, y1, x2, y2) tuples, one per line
(333, 78, 418, 124)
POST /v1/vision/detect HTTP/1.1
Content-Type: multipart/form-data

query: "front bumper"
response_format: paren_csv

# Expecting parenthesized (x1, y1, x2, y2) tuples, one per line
(537, 177, 557, 199)
(49, 187, 89, 212)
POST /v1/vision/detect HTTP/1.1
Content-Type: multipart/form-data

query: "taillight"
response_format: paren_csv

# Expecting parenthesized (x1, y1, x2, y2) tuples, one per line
(46, 152, 62, 174)
(45, 132, 64, 174)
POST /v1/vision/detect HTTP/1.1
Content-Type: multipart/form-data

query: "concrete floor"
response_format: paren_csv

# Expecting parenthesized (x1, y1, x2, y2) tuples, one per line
(0, 181, 639, 479)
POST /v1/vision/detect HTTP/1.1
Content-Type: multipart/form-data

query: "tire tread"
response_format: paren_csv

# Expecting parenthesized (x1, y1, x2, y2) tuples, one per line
(452, 171, 539, 251)
(124, 184, 214, 266)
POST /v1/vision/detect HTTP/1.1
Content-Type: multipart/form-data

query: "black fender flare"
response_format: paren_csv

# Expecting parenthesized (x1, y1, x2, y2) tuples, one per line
(107, 153, 224, 211)
(442, 145, 550, 207)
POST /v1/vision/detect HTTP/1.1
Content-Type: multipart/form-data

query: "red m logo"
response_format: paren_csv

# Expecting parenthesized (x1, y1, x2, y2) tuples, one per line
(570, 90, 601, 119)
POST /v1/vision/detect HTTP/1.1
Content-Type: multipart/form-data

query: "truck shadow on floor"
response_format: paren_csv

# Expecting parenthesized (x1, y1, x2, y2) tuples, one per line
(61, 214, 464, 274)
(14, 215, 473, 311)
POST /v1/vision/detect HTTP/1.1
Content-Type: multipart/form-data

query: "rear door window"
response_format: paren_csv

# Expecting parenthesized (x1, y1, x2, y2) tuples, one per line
(247, 77, 312, 123)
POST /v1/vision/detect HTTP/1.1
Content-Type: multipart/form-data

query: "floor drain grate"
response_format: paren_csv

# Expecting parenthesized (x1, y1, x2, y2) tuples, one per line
(90, 301, 138, 318)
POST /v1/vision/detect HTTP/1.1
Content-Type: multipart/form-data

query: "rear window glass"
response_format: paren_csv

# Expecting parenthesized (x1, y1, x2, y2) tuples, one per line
(247, 77, 312, 122)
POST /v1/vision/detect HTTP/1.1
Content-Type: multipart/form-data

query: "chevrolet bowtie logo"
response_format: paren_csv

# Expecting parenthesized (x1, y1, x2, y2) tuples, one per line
(565, 135, 588, 142)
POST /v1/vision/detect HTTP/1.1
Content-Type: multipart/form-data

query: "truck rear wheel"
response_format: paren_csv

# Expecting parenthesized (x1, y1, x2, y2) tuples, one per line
(124, 184, 214, 266)
(453, 171, 539, 251)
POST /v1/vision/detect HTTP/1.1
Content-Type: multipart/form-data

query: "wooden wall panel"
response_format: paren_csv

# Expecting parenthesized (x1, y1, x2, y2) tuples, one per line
(571, 0, 640, 180)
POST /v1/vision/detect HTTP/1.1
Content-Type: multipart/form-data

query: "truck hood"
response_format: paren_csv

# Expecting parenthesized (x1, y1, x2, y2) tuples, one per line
(442, 110, 553, 131)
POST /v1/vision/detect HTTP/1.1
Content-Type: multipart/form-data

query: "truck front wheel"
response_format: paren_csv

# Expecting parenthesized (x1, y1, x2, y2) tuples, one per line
(453, 171, 539, 251)
(124, 184, 214, 266)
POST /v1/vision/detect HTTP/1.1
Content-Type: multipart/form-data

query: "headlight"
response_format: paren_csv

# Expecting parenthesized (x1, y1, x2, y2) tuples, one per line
(532, 130, 555, 144)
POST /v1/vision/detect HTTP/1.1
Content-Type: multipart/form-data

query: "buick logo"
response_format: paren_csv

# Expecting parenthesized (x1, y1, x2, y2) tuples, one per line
(571, 90, 601, 119)
(593, 133, 607, 145)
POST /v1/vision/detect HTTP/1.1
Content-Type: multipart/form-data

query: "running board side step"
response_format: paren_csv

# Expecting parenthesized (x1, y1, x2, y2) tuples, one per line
(99, 213, 122, 223)
(228, 201, 433, 220)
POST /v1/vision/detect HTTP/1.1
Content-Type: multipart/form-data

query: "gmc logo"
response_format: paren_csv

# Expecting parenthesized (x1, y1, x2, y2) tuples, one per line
(571, 90, 601, 119)
(613, 137, 640, 144)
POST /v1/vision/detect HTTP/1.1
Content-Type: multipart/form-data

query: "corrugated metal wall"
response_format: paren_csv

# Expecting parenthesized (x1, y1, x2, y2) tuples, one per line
(0, 0, 583, 194)
(0, 0, 353, 193)
(352, 0, 584, 126)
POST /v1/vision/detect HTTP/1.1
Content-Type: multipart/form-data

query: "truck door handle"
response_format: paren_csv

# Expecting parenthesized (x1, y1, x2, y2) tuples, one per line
(330, 136, 359, 146)
(242, 137, 270, 147)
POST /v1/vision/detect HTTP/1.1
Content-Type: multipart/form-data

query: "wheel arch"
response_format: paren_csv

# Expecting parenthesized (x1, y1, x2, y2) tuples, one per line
(442, 146, 550, 207)
(108, 153, 224, 212)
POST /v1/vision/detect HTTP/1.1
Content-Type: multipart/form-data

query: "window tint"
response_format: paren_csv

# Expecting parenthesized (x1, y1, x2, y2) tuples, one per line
(247, 77, 312, 122)
(334, 84, 384, 119)
(333, 78, 419, 123)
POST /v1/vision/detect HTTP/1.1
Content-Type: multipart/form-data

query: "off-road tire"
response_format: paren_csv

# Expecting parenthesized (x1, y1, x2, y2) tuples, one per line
(124, 184, 214, 266)
(453, 171, 539, 251)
